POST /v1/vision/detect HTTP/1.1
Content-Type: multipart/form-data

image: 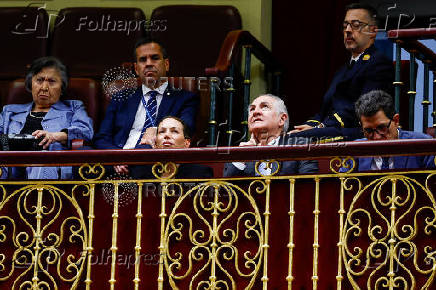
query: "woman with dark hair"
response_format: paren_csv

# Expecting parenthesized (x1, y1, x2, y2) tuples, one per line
(130, 116, 213, 179)
(0, 56, 93, 179)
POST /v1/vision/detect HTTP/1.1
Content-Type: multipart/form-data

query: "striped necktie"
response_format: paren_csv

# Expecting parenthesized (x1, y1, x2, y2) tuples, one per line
(137, 91, 157, 145)
(381, 157, 390, 170)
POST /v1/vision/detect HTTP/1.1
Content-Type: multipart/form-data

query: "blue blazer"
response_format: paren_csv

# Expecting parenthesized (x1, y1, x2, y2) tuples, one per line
(0, 100, 94, 179)
(306, 45, 394, 129)
(355, 130, 435, 171)
(94, 86, 199, 149)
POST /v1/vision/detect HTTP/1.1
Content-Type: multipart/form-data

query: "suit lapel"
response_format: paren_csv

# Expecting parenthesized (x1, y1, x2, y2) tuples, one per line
(323, 65, 348, 101)
(341, 60, 363, 82)
(358, 157, 372, 171)
(125, 87, 143, 131)
(246, 162, 257, 176)
(157, 88, 176, 120)
(336, 46, 376, 84)
(393, 156, 407, 169)
(393, 129, 407, 169)
(9, 103, 32, 127)
(44, 101, 69, 121)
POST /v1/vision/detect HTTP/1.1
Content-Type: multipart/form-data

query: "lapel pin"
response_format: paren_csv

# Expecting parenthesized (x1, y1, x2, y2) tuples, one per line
(363, 54, 370, 61)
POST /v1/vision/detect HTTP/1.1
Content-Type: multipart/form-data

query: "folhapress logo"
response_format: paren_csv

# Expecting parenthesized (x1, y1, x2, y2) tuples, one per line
(75, 15, 167, 35)
(11, 3, 65, 39)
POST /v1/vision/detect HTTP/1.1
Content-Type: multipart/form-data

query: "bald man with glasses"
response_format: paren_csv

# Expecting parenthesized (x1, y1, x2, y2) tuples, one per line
(288, 3, 394, 142)
(350, 90, 435, 171)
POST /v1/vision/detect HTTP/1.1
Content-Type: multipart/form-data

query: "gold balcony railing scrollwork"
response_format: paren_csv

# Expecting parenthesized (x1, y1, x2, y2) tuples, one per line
(158, 171, 271, 289)
(78, 163, 105, 181)
(340, 174, 436, 289)
(0, 142, 435, 288)
(330, 156, 356, 174)
(0, 184, 88, 289)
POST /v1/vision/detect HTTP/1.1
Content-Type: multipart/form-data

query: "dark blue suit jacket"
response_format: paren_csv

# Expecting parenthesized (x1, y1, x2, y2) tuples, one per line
(94, 86, 199, 149)
(306, 45, 394, 130)
(355, 130, 435, 171)
(223, 136, 318, 176)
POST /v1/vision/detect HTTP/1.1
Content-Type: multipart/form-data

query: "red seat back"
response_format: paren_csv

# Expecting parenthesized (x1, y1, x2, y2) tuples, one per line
(7, 78, 100, 130)
(0, 7, 48, 79)
(150, 5, 242, 77)
(51, 7, 146, 78)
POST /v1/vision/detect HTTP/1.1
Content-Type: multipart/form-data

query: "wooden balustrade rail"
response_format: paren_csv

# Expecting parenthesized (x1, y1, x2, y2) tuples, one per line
(0, 139, 435, 166)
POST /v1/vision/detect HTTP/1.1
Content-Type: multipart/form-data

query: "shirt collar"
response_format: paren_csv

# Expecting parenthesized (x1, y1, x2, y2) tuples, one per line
(142, 81, 168, 96)
(268, 136, 281, 146)
(351, 52, 364, 63)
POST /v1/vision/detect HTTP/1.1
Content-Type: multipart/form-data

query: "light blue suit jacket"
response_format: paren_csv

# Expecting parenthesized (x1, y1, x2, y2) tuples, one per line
(354, 129, 435, 171)
(0, 100, 93, 179)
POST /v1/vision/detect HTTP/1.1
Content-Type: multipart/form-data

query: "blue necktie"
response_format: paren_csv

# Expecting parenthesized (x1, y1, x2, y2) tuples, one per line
(137, 91, 157, 145)
(381, 157, 390, 170)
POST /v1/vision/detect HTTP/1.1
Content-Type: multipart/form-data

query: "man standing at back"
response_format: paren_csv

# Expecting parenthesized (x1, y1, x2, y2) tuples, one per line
(288, 3, 394, 141)
(94, 38, 199, 174)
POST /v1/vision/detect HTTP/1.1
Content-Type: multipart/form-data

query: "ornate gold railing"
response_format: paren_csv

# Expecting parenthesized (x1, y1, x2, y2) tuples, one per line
(0, 139, 436, 289)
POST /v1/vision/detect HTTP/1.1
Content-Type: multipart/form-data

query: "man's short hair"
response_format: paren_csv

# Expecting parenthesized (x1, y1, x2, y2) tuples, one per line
(249, 94, 289, 133)
(133, 37, 168, 61)
(355, 90, 395, 120)
(25, 56, 69, 96)
(158, 116, 191, 139)
(345, 2, 378, 25)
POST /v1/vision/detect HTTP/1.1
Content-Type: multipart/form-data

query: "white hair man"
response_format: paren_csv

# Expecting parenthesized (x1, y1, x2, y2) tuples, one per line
(224, 94, 318, 176)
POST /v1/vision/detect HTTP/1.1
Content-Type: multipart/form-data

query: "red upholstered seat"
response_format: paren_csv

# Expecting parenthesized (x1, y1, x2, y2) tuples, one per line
(7, 78, 100, 130)
(51, 7, 146, 78)
(150, 5, 242, 77)
(0, 7, 48, 79)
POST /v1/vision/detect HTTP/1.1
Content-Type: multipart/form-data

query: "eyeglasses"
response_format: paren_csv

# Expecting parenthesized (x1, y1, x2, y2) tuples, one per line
(362, 119, 392, 137)
(342, 20, 370, 31)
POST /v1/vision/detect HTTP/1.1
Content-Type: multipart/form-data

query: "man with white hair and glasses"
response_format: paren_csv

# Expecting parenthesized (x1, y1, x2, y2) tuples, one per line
(224, 94, 318, 176)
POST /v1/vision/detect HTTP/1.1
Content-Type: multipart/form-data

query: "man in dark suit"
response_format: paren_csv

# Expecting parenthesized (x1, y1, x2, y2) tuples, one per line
(288, 3, 394, 141)
(346, 90, 434, 171)
(223, 94, 318, 177)
(94, 38, 199, 174)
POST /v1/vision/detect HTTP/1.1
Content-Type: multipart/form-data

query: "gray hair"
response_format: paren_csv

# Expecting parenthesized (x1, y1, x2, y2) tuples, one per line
(25, 56, 69, 96)
(248, 94, 289, 133)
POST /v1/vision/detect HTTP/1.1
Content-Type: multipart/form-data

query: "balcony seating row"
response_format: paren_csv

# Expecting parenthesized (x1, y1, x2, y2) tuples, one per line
(4, 76, 204, 132)
(0, 5, 242, 144)
(0, 5, 241, 79)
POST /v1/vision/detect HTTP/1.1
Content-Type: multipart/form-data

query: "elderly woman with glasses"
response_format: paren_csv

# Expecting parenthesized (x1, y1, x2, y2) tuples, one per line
(0, 56, 93, 179)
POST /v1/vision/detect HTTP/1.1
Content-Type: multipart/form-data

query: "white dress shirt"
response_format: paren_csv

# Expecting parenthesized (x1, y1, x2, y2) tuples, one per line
(351, 52, 364, 63)
(232, 136, 280, 175)
(123, 82, 168, 149)
(371, 156, 393, 170)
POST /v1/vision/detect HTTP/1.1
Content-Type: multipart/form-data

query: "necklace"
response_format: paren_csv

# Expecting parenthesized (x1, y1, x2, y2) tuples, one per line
(29, 111, 46, 119)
